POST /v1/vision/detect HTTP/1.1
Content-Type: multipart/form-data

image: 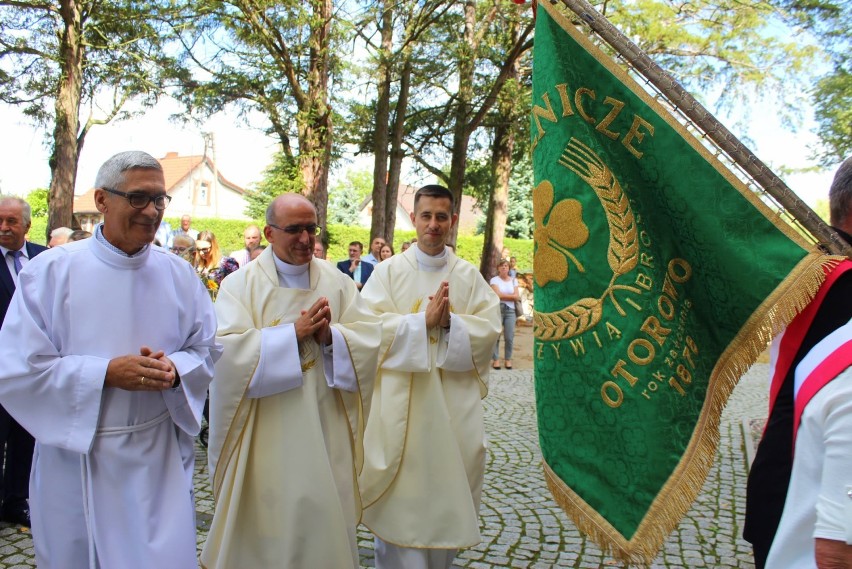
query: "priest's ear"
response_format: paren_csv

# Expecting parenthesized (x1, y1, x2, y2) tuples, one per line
(94, 189, 109, 214)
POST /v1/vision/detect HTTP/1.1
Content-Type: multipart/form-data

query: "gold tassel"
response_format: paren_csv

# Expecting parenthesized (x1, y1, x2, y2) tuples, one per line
(542, 250, 843, 566)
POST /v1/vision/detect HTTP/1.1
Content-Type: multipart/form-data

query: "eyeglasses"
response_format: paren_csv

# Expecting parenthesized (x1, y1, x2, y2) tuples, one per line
(267, 223, 322, 236)
(170, 246, 192, 253)
(102, 188, 172, 210)
(197, 247, 211, 253)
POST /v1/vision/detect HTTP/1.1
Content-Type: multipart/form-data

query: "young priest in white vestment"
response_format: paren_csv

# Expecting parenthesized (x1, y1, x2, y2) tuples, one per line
(0, 151, 222, 568)
(359, 184, 502, 569)
(202, 194, 381, 568)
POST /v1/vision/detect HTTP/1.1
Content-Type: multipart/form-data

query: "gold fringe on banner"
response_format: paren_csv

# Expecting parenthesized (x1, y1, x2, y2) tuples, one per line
(542, 250, 843, 566)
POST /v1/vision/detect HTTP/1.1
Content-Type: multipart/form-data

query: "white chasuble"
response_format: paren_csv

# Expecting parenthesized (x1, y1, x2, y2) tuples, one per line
(0, 236, 221, 569)
(202, 248, 381, 569)
(359, 246, 501, 548)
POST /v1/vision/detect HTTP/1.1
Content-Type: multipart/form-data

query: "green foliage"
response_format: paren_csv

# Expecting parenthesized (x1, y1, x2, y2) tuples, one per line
(173, 0, 342, 202)
(322, 223, 533, 270)
(244, 152, 303, 219)
(772, 0, 850, 163)
(328, 169, 372, 225)
(811, 199, 830, 223)
(164, 217, 267, 255)
(31, 214, 535, 271)
(28, 217, 48, 245)
(0, 2, 184, 126)
(606, 0, 820, 112)
(472, 155, 534, 240)
(26, 188, 49, 218)
(506, 159, 534, 239)
(812, 66, 852, 165)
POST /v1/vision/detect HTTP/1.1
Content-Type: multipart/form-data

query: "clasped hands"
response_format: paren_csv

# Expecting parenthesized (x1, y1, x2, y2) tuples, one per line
(425, 281, 451, 330)
(105, 346, 177, 391)
(296, 296, 333, 346)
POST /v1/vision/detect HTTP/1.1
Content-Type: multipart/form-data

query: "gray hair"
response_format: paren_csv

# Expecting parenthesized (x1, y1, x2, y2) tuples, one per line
(0, 195, 31, 227)
(50, 226, 74, 239)
(829, 157, 852, 228)
(94, 151, 162, 191)
(68, 230, 92, 242)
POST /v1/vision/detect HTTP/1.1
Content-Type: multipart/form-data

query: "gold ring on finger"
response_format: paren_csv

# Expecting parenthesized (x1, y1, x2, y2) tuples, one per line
(141, 376, 146, 386)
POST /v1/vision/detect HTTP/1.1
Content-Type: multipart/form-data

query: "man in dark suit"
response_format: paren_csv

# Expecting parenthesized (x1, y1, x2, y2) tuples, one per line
(336, 241, 373, 290)
(0, 195, 47, 527)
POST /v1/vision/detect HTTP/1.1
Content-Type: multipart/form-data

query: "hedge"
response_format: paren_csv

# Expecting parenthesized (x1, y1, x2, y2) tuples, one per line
(28, 216, 534, 273)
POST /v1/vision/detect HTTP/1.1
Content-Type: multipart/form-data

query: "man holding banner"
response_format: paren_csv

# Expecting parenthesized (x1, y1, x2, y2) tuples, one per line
(744, 158, 852, 568)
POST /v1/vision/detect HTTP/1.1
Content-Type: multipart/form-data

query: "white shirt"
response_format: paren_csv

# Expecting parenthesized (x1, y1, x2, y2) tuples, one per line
(489, 275, 517, 308)
(1, 244, 29, 287)
(766, 325, 852, 569)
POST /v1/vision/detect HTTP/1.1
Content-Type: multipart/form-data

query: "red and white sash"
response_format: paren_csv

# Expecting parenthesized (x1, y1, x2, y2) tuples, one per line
(766, 260, 852, 447)
(792, 320, 852, 442)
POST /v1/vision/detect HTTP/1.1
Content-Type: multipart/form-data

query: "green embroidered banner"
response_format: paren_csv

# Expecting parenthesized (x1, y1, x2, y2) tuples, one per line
(531, 0, 835, 562)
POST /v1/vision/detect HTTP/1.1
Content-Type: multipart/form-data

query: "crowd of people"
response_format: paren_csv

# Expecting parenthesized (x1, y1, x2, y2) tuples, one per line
(0, 149, 847, 569)
(0, 152, 507, 569)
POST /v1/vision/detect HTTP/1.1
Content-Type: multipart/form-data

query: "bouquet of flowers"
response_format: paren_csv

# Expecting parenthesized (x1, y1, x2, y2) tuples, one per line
(199, 257, 239, 301)
(199, 271, 220, 301)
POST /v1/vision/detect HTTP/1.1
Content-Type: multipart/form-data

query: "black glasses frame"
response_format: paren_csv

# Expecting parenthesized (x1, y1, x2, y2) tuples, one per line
(102, 187, 172, 211)
(267, 223, 323, 236)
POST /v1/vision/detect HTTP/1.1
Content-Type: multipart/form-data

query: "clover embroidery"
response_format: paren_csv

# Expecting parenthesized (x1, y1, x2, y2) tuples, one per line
(533, 180, 590, 287)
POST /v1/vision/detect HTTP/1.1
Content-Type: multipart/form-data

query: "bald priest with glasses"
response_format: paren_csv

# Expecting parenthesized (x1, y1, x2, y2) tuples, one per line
(0, 151, 222, 568)
(202, 193, 381, 568)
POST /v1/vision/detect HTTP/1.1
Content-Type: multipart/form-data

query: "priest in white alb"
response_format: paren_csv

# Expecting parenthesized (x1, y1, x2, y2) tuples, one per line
(359, 184, 501, 569)
(0, 151, 221, 568)
(201, 194, 381, 568)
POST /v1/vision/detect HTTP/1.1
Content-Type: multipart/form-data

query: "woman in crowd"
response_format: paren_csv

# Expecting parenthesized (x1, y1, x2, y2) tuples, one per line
(379, 243, 394, 261)
(195, 230, 239, 285)
(490, 258, 520, 370)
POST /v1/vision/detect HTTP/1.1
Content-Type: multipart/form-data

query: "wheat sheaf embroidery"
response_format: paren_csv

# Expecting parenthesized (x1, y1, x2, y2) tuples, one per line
(535, 138, 639, 341)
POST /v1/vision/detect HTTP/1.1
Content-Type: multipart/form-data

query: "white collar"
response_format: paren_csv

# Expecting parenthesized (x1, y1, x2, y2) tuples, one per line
(273, 254, 310, 276)
(414, 245, 449, 272)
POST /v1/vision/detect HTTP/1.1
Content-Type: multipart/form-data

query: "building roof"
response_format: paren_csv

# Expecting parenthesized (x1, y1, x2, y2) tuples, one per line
(73, 187, 99, 215)
(74, 152, 245, 214)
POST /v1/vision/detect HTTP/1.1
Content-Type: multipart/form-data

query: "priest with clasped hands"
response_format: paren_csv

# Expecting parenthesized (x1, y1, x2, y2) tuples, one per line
(359, 184, 502, 569)
(202, 193, 381, 568)
(0, 150, 222, 568)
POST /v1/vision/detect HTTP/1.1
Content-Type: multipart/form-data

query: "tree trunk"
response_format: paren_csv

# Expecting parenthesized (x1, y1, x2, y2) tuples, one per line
(480, 119, 513, 280)
(480, 16, 521, 280)
(385, 55, 412, 244)
(370, 2, 393, 245)
(446, 0, 477, 246)
(47, 0, 84, 241)
(299, 0, 333, 229)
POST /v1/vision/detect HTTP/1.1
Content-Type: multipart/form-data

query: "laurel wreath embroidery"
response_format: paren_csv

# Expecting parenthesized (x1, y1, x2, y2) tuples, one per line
(535, 138, 640, 341)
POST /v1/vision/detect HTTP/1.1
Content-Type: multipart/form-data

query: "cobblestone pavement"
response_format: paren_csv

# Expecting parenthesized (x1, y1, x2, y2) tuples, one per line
(0, 365, 769, 568)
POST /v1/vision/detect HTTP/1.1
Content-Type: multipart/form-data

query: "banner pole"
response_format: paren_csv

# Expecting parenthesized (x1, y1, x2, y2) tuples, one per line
(552, 0, 852, 258)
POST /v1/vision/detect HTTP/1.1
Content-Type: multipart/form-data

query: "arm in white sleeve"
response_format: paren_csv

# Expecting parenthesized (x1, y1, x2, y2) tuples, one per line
(321, 326, 358, 392)
(245, 323, 303, 398)
(381, 312, 431, 372)
(814, 372, 852, 543)
(437, 313, 474, 372)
